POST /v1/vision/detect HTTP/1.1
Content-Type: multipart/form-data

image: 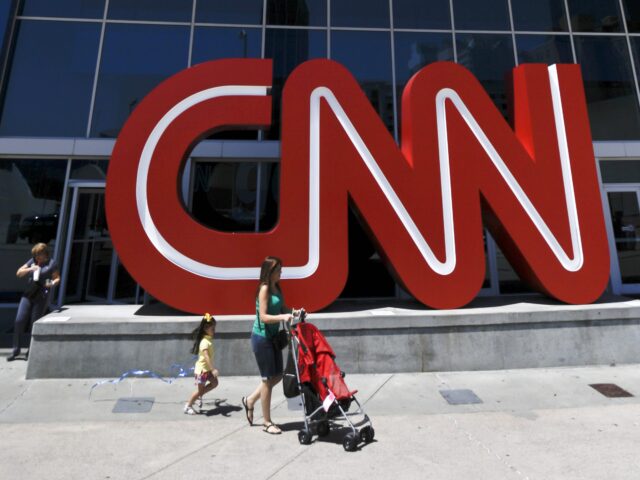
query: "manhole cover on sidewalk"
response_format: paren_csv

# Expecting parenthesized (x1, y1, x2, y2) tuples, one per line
(112, 397, 155, 413)
(589, 384, 633, 398)
(439, 389, 483, 405)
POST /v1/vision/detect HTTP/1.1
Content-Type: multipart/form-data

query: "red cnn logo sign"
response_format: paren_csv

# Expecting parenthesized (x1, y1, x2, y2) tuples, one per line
(106, 59, 609, 315)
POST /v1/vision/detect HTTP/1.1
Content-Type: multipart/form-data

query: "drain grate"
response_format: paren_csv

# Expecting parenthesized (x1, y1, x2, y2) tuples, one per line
(439, 389, 483, 405)
(112, 397, 155, 413)
(589, 384, 633, 398)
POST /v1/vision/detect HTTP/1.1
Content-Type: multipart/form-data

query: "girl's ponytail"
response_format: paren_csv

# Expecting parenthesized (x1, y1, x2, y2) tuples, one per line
(191, 313, 216, 355)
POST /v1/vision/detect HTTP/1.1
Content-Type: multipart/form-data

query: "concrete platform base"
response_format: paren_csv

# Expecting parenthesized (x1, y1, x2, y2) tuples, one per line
(26, 295, 640, 379)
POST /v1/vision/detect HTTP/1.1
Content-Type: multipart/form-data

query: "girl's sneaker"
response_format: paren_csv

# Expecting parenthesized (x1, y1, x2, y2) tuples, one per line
(183, 404, 197, 415)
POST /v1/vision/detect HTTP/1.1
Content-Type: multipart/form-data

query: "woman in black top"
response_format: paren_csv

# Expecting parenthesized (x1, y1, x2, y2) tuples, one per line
(8, 243, 60, 361)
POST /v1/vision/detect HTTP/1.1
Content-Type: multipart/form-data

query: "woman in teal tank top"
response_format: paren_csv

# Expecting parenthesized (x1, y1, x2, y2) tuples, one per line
(242, 256, 299, 435)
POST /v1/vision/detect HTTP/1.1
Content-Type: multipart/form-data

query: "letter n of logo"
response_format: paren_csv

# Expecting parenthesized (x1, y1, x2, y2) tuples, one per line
(106, 59, 609, 314)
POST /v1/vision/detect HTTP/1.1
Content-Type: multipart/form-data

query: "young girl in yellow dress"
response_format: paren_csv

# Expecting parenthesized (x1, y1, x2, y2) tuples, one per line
(184, 313, 219, 414)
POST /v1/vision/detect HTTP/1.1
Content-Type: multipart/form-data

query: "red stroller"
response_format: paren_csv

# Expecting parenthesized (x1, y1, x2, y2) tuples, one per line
(286, 310, 374, 451)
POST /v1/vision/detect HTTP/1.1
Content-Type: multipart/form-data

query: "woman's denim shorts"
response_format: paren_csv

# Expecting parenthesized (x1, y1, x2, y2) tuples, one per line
(251, 332, 283, 380)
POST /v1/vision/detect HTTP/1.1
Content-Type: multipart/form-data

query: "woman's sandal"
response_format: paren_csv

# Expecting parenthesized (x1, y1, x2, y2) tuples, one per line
(241, 396, 253, 425)
(263, 422, 282, 435)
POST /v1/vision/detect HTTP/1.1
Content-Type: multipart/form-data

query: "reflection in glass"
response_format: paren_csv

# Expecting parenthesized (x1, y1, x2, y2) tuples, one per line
(192, 26, 261, 64)
(394, 32, 453, 132)
(607, 191, 640, 283)
(496, 244, 532, 293)
(70, 160, 108, 180)
(0, 0, 14, 57)
(258, 162, 280, 231)
(395, 32, 453, 87)
(575, 36, 640, 140)
(0, 159, 66, 302)
(516, 35, 573, 64)
(0, 21, 100, 136)
(91, 24, 189, 138)
(19, 0, 105, 18)
(600, 160, 640, 183)
(455, 33, 515, 119)
(196, 0, 264, 25)
(331, 31, 394, 134)
(511, 0, 568, 32)
(191, 26, 262, 140)
(331, 0, 389, 28)
(341, 208, 396, 298)
(623, 0, 640, 32)
(452, 0, 510, 31)
(190, 162, 259, 232)
(393, 0, 451, 30)
(267, 0, 326, 26)
(107, 0, 193, 22)
(264, 28, 326, 139)
(567, 0, 623, 32)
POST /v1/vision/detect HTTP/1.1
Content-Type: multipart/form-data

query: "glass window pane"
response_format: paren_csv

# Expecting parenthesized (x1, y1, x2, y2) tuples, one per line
(331, 31, 394, 134)
(0, 0, 14, 56)
(511, 0, 568, 32)
(0, 20, 101, 136)
(452, 0, 510, 31)
(192, 26, 261, 64)
(331, 0, 389, 28)
(19, 0, 105, 18)
(264, 28, 327, 139)
(196, 0, 263, 25)
(516, 35, 573, 64)
(90, 24, 190, 138)
(395, 32, 453, 87)
(394, 32, 453, 132)
(258, 162, 279, 231)
(70, 160, 108, 180)
(107, 0, 193, 22)
(623, 0, 640, 32)
(393, 0, 451, 30)
(575, 36, 640, 140)
(567, 0, 623, 32)
(607, 191, 640, 283)
(600, 160, 640, 183)
(190, 162, 258, 232)
(0, 159, 66, 302)
(455, 33, 515, 119)
(267, 0, 326, 27)
(496, 244, 533, 293)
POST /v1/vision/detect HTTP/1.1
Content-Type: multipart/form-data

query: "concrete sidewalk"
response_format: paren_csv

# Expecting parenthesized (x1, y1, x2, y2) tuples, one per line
(1, 350, 639, 479)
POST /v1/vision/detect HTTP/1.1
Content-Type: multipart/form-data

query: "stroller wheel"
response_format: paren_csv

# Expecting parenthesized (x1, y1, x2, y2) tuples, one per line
(360, 426, 375, 443)
(298, 430, 313, 445)
(342, 432, 358, 452)
(317, 420, 330, 437)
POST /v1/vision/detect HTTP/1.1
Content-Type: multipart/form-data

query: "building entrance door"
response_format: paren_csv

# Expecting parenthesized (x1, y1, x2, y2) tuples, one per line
(57, 181, 141, 305)
(604, 185, 640, 295)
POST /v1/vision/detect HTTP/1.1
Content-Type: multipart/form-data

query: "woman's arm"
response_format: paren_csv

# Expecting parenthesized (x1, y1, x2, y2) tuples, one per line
(258, 285, 292, 324)
(49, 270, 61, 287)
(16, 262, 36, 278)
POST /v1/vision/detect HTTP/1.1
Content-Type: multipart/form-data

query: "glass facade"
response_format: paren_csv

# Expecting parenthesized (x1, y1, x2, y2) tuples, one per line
(0, 0, 639, 310)
(3, 0, 640, 141)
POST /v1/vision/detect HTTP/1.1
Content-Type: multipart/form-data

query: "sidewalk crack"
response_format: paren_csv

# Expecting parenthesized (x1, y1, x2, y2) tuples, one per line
(0, 383, 31, 416)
